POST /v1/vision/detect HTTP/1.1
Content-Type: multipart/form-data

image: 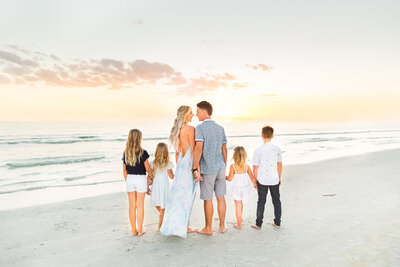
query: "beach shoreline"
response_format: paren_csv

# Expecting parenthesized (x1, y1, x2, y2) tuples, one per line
(1, 149, 399, 266)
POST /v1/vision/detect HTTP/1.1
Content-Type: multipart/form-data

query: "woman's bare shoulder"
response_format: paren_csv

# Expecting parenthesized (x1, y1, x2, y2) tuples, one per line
(181, 125, 195, 132)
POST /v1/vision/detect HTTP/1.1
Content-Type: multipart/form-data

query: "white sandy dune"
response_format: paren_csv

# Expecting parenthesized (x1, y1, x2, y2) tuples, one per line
(1, 149, 400, 266)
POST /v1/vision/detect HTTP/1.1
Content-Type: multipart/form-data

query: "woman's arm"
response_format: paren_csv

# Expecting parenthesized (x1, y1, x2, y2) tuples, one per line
(226, 165, 234, 181)
(123, 163, 127, 180)
(168, 169, 174, 179)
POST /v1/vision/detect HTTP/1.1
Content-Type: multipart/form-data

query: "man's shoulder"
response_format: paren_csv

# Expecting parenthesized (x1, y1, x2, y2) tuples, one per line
(195, 122, 204, 130)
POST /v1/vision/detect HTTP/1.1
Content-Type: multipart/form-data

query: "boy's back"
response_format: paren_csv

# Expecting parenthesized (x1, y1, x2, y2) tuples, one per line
(252, 142, 282, 186)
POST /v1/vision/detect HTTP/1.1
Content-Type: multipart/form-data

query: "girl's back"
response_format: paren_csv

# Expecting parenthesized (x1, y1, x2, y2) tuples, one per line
(231, 165, 250, 187)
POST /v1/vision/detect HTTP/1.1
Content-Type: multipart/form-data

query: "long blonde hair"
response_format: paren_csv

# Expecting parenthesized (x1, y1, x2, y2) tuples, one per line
(169, 105, 191, 151)
(153, 143, 170, 172)
(124, 129, 143, 166)
(233, 146, 247, 171)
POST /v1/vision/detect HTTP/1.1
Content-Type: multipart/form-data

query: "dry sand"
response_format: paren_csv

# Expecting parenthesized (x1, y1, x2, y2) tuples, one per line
(1, 149, 400, 266)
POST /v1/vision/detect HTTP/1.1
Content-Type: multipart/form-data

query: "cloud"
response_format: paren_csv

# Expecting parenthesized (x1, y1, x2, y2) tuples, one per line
(246, 64, 273, 71)
(0, 46, 247, 94)
(0, 50, 38, 67)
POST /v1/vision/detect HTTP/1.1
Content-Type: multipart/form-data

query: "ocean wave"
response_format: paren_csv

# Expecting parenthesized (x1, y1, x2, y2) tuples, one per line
(1, 179, 51, 187)
(0, 136, 169, 145)
(1, 129, 399, 146)
(6, 156, 106, 169)
(0, 180, 120, 194)
(64, 171, 112, 181)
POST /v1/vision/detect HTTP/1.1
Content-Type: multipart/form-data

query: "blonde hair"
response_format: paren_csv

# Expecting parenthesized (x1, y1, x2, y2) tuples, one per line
(153, 143, 170, 172)
(124, 129, 143, 166)
(233, 146, 247, 171)
(169, 105, 191, 151)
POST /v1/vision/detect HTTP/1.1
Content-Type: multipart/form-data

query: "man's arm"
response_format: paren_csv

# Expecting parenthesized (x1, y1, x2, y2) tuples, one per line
(192, 141, 204, 180)
(193, 141, 203, 170)
(222, 143, 227, 166)
(277, 162, 282, 185)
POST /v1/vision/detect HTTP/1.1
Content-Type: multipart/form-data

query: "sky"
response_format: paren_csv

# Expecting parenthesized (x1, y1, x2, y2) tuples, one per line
(0, 0, 399, 123)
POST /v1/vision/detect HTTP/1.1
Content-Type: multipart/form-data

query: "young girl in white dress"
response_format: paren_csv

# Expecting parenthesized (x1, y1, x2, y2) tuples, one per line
(226, 146, 257, 229)
(149, 143, 174, 231)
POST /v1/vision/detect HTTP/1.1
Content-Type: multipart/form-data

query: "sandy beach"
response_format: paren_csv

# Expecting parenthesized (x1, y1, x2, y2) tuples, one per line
(1, 149, 399, 266)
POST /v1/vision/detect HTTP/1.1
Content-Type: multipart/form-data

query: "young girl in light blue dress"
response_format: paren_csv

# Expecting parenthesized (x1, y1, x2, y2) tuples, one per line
(149, 143, 174, 231)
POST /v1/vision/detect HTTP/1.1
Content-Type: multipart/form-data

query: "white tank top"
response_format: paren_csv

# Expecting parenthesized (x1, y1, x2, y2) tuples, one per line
(231, 165, 250, 187)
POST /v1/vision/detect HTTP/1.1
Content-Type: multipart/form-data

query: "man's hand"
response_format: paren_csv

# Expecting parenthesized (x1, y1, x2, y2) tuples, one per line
(254, 184, 258, 190)
(193, 170, 204, 181)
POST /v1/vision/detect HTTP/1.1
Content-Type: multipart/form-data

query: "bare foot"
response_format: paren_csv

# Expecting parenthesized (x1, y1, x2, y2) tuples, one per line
(137, 231, 146, 236)
(251, 224, 261, 230)
(187, 226, 198, 233)
(197, 227, 212, 235)
(272, 223, 281, 229)
(233, 224, 242, 230)
(219, 226, 227, 233)
(157, 228, 161, 232)
(132, 231, 138, 236)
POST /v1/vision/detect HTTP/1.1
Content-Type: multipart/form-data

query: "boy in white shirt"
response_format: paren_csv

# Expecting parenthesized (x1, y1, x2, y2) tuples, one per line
(251, 125, 282, 230)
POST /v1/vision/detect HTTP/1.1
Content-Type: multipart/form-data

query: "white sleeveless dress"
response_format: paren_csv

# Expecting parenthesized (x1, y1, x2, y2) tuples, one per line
(150, 161, 174, 209)
(230, 165, 250, 201)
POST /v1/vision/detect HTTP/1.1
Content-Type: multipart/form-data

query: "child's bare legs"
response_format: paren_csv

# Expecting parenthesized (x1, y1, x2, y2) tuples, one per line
(127, 192, 137, 235)
(136, 192, 146, 235)
(155, 206, 165, 231)
(234, 200, 243, 229)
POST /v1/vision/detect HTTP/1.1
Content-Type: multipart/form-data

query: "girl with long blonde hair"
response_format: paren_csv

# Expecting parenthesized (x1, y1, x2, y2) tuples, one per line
(149, 143, 174, 231)
(226, 146, 257, 229)
(122, 129, 153, 236)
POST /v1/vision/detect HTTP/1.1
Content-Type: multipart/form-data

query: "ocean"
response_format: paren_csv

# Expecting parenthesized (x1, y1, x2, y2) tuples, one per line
(1, 121, 400, 210)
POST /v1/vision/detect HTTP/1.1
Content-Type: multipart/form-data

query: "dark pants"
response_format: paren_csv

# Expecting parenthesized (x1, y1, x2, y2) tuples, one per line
(256, 182, 281, 227)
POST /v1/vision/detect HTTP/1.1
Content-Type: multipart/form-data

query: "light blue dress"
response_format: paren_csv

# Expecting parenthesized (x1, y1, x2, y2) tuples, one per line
(160, 147, 197, 238)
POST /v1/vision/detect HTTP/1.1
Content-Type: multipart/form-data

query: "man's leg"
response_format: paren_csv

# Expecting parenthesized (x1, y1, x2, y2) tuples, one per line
(198, 173, 216, 235)
(215, 167, 227, 233)
(255, 182, 268, 227)
(203, 200, 213, 231)
(270, 184, 282, 226)
(216, 196, 226, 233)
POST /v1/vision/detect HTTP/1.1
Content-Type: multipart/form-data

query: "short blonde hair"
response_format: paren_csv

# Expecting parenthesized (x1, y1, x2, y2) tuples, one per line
(233, 146, 247, 170)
